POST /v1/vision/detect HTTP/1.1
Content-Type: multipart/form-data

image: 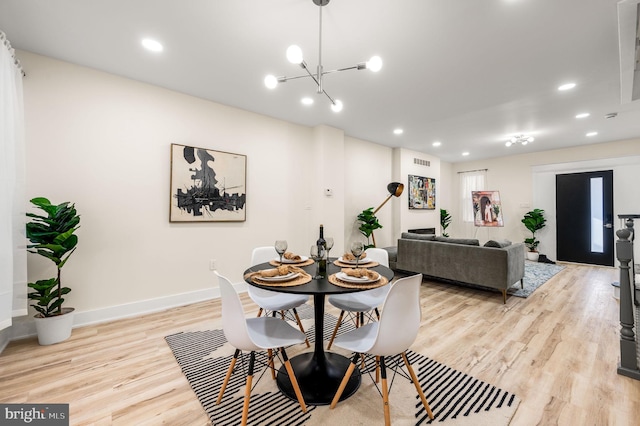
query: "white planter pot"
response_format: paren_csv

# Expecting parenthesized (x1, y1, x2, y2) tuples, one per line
(34, 307, 75, 345)
(526, 251, 540, 262)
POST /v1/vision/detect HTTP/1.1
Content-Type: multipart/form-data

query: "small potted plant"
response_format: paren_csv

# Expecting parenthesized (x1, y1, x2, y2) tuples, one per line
(521, 208, 546, 261)
(357, 207, 382, 249)
(440, 209, 452, 237)
(26, 197, 80, 345)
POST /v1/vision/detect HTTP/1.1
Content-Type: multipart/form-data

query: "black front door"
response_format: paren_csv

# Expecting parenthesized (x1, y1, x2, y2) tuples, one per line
(556, 170, 614, 266)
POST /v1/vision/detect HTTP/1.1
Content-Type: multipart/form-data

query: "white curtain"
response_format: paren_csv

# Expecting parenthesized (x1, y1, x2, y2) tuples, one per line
(0, 31, 26, 331)
(459, 169, 487, 223)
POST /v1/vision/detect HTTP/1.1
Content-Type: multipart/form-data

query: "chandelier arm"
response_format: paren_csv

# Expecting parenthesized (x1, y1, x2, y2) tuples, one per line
(322, 65, 359, 75)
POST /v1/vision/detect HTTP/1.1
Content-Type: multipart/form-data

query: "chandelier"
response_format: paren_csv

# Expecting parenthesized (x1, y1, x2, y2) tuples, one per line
(263, 0, 382, 112)
(505, 134, 534, 147)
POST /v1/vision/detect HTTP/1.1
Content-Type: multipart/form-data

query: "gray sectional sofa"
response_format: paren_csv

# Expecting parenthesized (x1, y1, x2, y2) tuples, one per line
(385, 232, 525, 303)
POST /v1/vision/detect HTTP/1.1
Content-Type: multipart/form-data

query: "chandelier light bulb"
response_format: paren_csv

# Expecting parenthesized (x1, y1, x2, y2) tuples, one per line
(505, 141, 512, 147)
(264, 75, 278, 89)
(366, 56, 383, 72)
(286, 45, 304, 65)
(331, 99, 343, 112)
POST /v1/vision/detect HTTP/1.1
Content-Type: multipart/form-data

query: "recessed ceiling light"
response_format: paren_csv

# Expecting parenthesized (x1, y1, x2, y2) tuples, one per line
(558, 82, 576, 91)
(301, 97, 314, 105)
(393, 128, 403, 135)
(575, 113, 590, 119)
(432, 141, 441, 147)
(586, 131, 598, 137)
(141, 38, 163, 52)
(462, 152, 470, 156)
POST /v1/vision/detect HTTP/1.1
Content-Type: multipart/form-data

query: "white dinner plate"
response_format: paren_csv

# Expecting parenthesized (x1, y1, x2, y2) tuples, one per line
(336, 271, 379, 284)
(278, 255, 308, 264)
(338, 257, 372, 265)
(259, 272, 300, 282)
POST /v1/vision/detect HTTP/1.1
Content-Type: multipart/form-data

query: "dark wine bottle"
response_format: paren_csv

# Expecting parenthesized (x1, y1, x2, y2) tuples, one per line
(317, 224, 327, 277)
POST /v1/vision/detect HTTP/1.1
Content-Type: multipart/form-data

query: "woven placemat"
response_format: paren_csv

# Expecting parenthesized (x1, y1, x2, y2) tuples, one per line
(245, 271, 312, 287)
(328, 273, 389, 289)
(333, 260, 379, 268)
(269, 259, 315, 267)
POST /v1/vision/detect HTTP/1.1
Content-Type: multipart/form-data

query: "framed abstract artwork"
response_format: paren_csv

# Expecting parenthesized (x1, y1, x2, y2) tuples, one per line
(170, 143, 247, 222)
(408, 175, 436, 210)
(472, 190, 504, 227)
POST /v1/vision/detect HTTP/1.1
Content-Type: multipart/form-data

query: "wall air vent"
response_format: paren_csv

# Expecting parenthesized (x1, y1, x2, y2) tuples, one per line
(618, 0, 640, 103)
(414, 158, 430, 167)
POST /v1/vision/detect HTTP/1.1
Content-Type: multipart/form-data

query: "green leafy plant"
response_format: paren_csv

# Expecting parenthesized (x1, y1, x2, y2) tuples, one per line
(26, 197, 80, 317)
(357, 207, 382, 249)
(521, 208, 546, 252)
(440, 208, 452, 237)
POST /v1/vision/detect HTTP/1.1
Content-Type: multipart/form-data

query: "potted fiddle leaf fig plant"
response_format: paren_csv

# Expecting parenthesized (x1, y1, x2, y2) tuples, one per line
(440, 208, 452, 237)
(522, 208, 546, 261)
(26, 197, 80, 345)
(357, 207, 382, 249)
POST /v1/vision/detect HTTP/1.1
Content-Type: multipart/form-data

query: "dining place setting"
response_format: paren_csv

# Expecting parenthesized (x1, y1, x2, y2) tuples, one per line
(245, 238, 388, 290)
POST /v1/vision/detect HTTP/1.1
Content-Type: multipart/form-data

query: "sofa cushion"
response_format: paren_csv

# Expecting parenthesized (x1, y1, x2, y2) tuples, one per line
(483, 239, 512, 248)
(433, 236, 480, 246)
(382, 246, 398, 262)
(401, 232, 436, 241)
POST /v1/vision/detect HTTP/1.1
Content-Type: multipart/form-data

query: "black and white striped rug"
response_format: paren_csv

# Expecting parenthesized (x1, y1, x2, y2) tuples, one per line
(165, 305, 519, 425)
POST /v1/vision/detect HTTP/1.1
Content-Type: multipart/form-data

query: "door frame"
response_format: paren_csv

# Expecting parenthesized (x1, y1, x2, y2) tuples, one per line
(531, 156, 640, 265)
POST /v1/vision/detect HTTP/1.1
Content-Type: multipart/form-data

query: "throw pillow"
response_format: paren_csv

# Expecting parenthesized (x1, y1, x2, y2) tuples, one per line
(484, 239, 512, 248)
(401, 232, 436, 241)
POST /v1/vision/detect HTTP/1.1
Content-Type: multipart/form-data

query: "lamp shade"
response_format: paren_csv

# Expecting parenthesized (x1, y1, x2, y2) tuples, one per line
(387, 182, 404, 197)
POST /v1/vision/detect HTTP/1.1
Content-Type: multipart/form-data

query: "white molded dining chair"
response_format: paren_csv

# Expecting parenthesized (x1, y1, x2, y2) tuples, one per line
(327, 247, 391, 349)
(249, 246, 310, 347)
(329, 273, 434, 425)
(214, 271, 307, 426)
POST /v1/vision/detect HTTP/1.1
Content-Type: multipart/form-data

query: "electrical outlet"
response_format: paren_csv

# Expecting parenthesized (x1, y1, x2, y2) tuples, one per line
(209, 259, 216, 271)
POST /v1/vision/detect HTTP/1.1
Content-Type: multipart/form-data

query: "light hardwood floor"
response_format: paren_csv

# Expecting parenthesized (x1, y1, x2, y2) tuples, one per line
(1, 263, 638, 425)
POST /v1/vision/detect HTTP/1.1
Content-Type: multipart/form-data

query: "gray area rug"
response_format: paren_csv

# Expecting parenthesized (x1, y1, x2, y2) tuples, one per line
(166, 305, 520, 425)
(509, 261, 565, 298)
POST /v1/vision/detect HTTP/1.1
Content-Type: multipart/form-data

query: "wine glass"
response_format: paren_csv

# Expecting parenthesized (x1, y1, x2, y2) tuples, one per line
(325, 237, 334, 260)
(275, 240, 288, 264)
(310, 245, 326, 279)
(350, 241, 365, 269)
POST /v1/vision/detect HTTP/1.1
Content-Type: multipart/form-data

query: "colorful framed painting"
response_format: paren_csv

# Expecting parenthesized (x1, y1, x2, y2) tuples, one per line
(472, 190, 504, 227)
(408, 175, 436, 210)
(170, 143, 247, 222)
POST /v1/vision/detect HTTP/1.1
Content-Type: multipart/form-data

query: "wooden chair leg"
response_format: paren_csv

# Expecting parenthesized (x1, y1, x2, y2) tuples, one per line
(216, 348, 240, 405)
(402, 352, 434, 420)
(281, 348, 307, 413)
(380, 356, 391, 426)
(241, 351, 256, 426)
(374, 307, 381, 320)
(327, 311, 344, 350)
(280, 310, 286, 320)
(330, 353, 360, 409)
(267, 348, 276, 380)
(256, 308, 263, 317)
(502, 289, 507, 304)
(292, 308, 311, 348)
(375, 355, 380, 383)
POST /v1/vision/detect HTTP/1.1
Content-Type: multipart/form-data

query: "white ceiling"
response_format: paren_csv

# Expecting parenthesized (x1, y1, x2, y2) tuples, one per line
(1, 0, 640, 163)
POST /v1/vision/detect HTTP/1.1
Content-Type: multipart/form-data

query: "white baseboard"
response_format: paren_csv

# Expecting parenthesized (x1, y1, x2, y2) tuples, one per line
(7, 280, 248, 344)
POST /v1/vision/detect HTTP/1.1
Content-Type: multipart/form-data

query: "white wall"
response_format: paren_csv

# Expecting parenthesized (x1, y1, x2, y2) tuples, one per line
(16, 51, 403, 334)
(449, 141, 640, 253)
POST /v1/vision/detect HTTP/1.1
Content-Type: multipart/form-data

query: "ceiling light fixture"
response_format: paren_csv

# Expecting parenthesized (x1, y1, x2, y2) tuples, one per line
(393, 128, 403, 135)
(141, 38, 163, 52)
(432, 141, 441, 147)
(558, 82, 576, 91)
(263, 0, 382, 113)
(586, 131, 598, 137)
(505, 134, 534, 147)
(575, 112, 590, 119)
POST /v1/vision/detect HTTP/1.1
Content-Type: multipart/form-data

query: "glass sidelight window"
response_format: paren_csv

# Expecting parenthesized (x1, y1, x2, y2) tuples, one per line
(590, 177, 604, 253)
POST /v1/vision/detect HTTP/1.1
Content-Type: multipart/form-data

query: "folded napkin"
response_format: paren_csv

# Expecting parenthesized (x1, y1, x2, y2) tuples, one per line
(341, 268, 378, 280)
(283, 252, 301, 261)
(259, 265, 291, 277)
(342, 252, 367, 261)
